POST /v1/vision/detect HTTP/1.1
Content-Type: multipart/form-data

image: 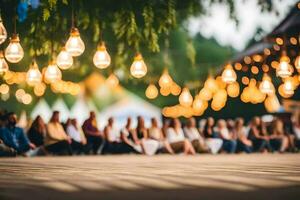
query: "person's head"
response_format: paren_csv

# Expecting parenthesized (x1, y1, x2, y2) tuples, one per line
(235, 118, 244, 128)
(126, 117, 132, 128)
(137, 116, 145, 129)
(207, 117, 215, 127)
(66, 118, 72, 126)
(170, 118, 181, 129)
(89, 111, 96, 120)
(50, 111, 60, 123)
(108, 117, 114, 126)
(71, 118, 77, 127)
(252, 116, 261, 126)
(187, 117, 196, 128)
(6, 112, 17, 127)
(32, 115, 45, 129)
(163, 119, 170, 129)
(227, 119, 235, 129)
(151, 118, 158, 128)
(217, 119, 227, 129)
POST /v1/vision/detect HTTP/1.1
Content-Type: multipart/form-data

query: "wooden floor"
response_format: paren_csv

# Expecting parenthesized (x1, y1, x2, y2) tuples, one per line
(0, 154, 300, 200)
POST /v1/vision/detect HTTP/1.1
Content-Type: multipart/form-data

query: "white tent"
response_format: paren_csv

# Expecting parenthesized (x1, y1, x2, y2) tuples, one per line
(51, 98, 70, 122)
(30, 99, 52, 123)
(69, 95, 91, 126)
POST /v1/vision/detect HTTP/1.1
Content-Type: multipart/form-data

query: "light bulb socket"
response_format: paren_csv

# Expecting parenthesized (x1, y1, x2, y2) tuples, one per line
(10, 34, 20, 42)
(134, 53, 143, 60)
(70, 27, 80, 36)
(97, 42, 106, 51)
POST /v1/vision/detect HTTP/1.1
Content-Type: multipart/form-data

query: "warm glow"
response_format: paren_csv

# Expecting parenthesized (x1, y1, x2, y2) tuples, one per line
(130, 53, 147, 78)
(221, 64, 237, 84)
(26, 60, 42, 86)
(5, 34, 24, 63)
(57, 47, 73, 70)
(106, 73, 119, 88)
(145, 84, 158, 99)
(170, 82, 181, 96)
(179, 87, 193, 107)
(0, 16, 7, 44)
(93, 42, 111, 69)
(282, 78, 295, 95)
(192, 95, 208, 115)
(264, 95, 280, 113)
(0, 84, 9, 94)
(204, 77, 218, 94)
(198, 87, 212, 101)
(34, 83, 46, 97)
(158, 69, 173, 88)
(44, 61, 62, 83)
(259, 74, 275, 95)
(0, 50, 8, 73)
(15, 89, 25, 101)
(227, 82, 240, 98)
(22, 93, 32, 105)
(65, 28, 85, 57)
(160, 87, 171, 96)
(295, 55, 300, 71)
(276, 54, 292, 78)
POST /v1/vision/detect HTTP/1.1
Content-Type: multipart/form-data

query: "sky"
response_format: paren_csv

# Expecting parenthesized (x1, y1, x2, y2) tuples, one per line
(188, 0, 298, 51)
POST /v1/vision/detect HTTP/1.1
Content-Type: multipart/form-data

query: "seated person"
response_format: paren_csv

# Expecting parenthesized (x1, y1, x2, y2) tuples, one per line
(45, 111, 72, 155)
(184, 117, 209, 153)
(202, 117, 223, 154)
(166, 118, 195, 155)
(120, 117, 141, 153)
(235, 118, 252, 153)
(66, 118, 86, 154)
(217, 119, 237, 153)
(248, 117, 272, 152)
(148, 118, 174, 154)
(0, 112, 35, 155)
(27, 115, 46, 147)
(269, 118, 289, 153)
(82, 111, 103, 154)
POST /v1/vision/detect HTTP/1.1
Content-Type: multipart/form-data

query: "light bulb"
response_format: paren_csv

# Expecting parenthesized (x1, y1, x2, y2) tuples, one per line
(57, 47, 73, 70)
(221, 64, 237, 84)
(158, 70, 173, 88)
(93, 42, 111, 69)
(179, 87, 193, 107)
(277, 54, 292, 78)
(130, 53, 147, 78)
(45, 61, 62, 83)
(5, 34, 24, 63)
(192, 95, 208, 113)
(204, 77, 218, 94)
(106, 73, 119, 88)
(282, 78, 294, 95)
(227, 82, 240, 98)
(145, 84, 158, 99)
(65, 28, 85, 57)
(0, 16, 7, 44)
(259, 74, 275, 95)
(264, 95, 280, 113)
(295, 55, 300, 71)
(0, 51, 9, 73)
(26, 60, 42, 86)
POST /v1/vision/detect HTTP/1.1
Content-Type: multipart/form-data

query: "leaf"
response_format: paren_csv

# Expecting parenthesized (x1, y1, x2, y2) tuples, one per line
(43, 8, 50, 21)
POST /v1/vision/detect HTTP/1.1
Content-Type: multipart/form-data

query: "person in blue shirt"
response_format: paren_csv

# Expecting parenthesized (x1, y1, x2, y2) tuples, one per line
(0, 112, 36, 154)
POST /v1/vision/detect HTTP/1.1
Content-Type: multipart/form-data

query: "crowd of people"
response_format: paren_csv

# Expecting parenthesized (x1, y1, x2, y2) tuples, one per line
(1, 110, 300, 157)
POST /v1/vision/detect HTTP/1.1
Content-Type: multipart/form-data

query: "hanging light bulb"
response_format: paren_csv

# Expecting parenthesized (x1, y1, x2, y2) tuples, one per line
(106, 73, 119, 88)
(93, 42, 111, 69)
(259, 73, 275, 95)
(65, 28, 85, 57)
(26, 60, 42, 86)
(158, 69, 173, 88)
(276, 52, 292, 78)
(145, 84, 158, 99)
(295, 55, 300, 71)
(282, 78, 295, 95)
(130, 53, 147, 78)
(44, 61, 62, 83)
(221, 64, 237, 84)
(57, 47, 73, 70)
(227, 82, 240, 98)
(0, 50, 8, 73)
(204, 77, 218, 94)
(0, 15, 7, 44)
(179, 87, 193, 107)
(264, 95, 280, 113)
(192, 95, 208, 114)
(5, 34, 24, 63)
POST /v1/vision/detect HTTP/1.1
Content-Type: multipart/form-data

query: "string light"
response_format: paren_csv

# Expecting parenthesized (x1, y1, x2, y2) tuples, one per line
(0, 50, 8, 73)
(65, 28, 85, 57)
(276, 52, 292, 78)
(221, 64, 237, 84)
(227, 82, 240, 98)
(5, 34, 24, 63)
(295, 55, 300, 71)
(145, 84, 158, 99)
(0, 15, 7, 44)
(158, 69, 173, 88)
(204, 77, 218, 94)
(259, 74, 275, 95)
(130, 53, 147, 78)
(93, 42, 111, 69)
(57, 47, 73, 70)
(179, 87, 193, 107)
(26, 60, 42, 86)
(44, 61, 62, 83)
